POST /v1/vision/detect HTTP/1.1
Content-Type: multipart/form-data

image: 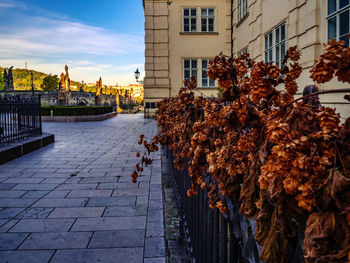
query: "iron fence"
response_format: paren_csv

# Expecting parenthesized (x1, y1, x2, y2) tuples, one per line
(0, 95, 42, 145)
(167, 149, 305, 263)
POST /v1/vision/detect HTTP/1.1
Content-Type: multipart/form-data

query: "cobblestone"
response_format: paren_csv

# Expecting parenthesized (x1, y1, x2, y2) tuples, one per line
(0, 114, 163, 262)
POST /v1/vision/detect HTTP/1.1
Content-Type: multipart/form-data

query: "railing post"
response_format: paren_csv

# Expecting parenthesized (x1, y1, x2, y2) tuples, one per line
(39, 95, 42, 135)
(0, 94, 43, 145)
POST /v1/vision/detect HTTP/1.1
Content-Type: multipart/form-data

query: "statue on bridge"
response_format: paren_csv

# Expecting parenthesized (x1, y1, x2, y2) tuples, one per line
(95, 77, 102, 105)
(3, 66, 14, 91)
(59, 65, 70, 92)
(58, 65, 71, 105)
(96, 77, 102, 96)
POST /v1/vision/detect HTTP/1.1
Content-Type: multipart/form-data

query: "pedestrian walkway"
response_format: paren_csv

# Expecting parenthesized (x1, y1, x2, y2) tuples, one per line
(0, 114, 165, 263)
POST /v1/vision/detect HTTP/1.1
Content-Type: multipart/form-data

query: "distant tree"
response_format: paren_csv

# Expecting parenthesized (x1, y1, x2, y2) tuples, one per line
(0, 71, 4, 90)
(41, 74, 59, 91)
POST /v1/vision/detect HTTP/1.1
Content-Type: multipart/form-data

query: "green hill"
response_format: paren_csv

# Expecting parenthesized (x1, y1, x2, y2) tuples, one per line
(0, 66, 83, 91)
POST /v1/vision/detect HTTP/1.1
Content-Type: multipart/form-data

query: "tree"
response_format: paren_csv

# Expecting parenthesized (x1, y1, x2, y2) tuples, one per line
(0, 71, 4, 90)
(41, 74, 59, 91)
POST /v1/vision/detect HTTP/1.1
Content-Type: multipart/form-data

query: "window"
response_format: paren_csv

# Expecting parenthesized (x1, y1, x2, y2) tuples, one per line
(202, 59, 215, 87)
(184, 8, 197, 32)
(264, 31, 273, 63)
(201, 8, 215, 32)
(237, 47, 248, 57)
(145, 102, 156, 109)
(184, 59, 198, 83)
(327, 0, 350, 46)
(264, 23, 286, 67)
(183, 59, 216, 87)
(275, 23, 286, 68)
(238, 0, 248, 22)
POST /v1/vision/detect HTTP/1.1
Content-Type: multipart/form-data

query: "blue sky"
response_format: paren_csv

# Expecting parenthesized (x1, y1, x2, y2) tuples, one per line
(0, 0, 145, 85)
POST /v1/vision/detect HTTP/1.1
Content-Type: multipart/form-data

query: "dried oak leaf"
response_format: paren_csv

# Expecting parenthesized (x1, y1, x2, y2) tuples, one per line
(337, 117, 350, 171)
(304, 212, 350, 263)
(267, 174, 284, 202)
(260, 209, 289, 263)
(239, 152, 260, 217)
(255, 192, 274, 244)
(331, 170, 350, 211)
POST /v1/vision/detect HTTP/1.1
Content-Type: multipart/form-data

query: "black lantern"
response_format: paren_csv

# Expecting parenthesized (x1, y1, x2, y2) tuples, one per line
(134, 68, 140, 82)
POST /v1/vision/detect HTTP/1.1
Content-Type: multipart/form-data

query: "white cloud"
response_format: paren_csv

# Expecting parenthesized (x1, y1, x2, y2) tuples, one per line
(0, 3, 14, 7)
(0, 0, 26, 9)
(0, 4, 145, 86)
(0, 16, 144, 57)
(114, 64, 144, 71)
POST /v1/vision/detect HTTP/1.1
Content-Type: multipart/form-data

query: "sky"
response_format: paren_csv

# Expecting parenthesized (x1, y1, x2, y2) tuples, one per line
(0, 0, 145, 85)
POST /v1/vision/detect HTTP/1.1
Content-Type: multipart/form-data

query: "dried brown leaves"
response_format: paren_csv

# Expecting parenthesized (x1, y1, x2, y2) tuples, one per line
(131, 40, 350, 263)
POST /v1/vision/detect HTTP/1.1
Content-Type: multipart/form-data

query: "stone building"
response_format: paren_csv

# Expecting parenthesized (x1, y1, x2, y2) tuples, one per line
(143, 0, 350, 118)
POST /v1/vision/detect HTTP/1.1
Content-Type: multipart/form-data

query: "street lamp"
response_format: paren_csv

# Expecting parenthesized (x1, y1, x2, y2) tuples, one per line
(81, 81, 84, 92)
(134, 68, 140, 82)
(30, 72, 34, 96)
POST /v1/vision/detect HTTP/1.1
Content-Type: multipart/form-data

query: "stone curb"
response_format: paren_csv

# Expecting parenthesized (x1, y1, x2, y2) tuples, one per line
(42, 112, 118, 122)
(161, 150, 187, 263)
(0, 133, 55, 164)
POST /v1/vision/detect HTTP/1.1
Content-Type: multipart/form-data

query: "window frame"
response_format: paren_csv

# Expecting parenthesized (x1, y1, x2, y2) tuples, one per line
(237, 47, 248, 57)
(183, 59, 217, 88)
(327, 0, 350, 46)
(275, 23, 286, 68)
(201, 59, 216, 87)
(264, 31, 273, 64)
(183, 59, 198, 84)
(238, 0, 248, 22)
(200, 8, 215, 32)
(183, 8, 197, 32)
(264, 22, 286, 67)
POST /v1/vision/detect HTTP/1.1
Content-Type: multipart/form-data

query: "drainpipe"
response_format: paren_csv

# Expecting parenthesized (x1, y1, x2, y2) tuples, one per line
(231, 0, 234, 58)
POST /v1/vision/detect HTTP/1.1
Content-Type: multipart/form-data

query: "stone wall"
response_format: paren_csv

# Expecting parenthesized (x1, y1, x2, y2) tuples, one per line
(0, 91, 117, 108)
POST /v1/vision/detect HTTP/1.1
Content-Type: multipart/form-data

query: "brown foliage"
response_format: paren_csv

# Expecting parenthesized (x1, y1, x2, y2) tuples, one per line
(131, 41, 350, 262)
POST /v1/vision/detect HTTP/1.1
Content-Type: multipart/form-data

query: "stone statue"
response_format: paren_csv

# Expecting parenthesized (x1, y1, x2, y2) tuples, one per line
(3, 67, 14, 91)
(95, 77, 102, 105)
(64, 65, 70, 91)
(65, 65, 69, 81)
(8, 67, 14, 90)
(59, 73, 65, 91)
(58, 65, 71, 105)
(96, 77, 102, 96)
(8, 66, 13, 79)
(3, 69, 8, 90)
(58, 65, 70, 92)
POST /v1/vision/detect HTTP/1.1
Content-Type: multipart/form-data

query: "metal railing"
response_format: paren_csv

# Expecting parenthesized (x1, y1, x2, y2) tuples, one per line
(167, 148, 305, 263)
(0, 95, 42, 145)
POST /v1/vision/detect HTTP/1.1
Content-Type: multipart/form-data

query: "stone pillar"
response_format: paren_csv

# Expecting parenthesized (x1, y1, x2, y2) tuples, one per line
(95, 95, 102, 106)
(144, 0, 170, 116)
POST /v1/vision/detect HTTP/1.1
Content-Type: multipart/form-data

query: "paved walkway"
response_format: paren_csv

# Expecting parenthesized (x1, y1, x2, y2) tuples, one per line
(0, 114, 165, 263)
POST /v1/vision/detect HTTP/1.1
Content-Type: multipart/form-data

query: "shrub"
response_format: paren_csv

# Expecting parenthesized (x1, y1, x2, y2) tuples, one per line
(131, 40, 350, 263)
(119, 104, 138, 110)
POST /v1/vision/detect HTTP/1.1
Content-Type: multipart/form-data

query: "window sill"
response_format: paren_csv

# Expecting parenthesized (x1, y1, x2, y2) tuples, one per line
(236, 12, 249, 27)
(196, 86, 218, 89)
(180, 32, 219, 35)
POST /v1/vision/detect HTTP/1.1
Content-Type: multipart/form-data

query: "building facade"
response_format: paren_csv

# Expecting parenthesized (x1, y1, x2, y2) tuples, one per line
(143, 0, 350, 118)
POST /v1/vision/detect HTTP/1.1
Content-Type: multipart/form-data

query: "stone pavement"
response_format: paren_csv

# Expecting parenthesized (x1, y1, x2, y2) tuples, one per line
(0, 114, 165, 263)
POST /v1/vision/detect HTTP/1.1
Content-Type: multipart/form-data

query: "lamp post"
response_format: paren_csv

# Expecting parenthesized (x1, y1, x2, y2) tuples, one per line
(30, 72, 34, 96)
(134, 68, 140, 83)
(81, 80, 84, 92)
